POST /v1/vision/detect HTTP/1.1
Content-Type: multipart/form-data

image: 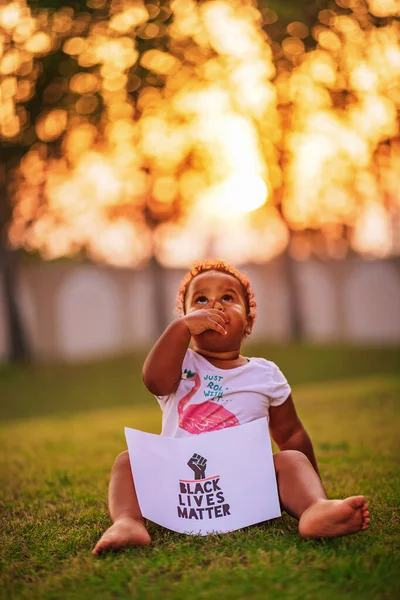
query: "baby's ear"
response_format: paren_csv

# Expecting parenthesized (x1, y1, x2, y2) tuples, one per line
(243, 314, 254, 338)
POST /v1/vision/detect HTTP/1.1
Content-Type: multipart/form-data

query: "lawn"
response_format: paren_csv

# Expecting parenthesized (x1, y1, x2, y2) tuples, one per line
(1, 345, 399, 600)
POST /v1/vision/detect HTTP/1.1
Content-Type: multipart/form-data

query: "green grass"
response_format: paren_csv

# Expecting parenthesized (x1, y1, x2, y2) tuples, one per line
(1, 345, 399, 599)
(1, 344, 399, 422)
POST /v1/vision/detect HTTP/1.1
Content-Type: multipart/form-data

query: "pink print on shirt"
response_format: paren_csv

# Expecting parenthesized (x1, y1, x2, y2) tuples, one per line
(178, 369, 240, 435)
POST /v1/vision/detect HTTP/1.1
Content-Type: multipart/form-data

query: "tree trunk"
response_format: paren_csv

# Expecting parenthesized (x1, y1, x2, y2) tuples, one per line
(149, 254, 169, 338)
(0, 245, 31, 362)
(282, 247, 303, 342)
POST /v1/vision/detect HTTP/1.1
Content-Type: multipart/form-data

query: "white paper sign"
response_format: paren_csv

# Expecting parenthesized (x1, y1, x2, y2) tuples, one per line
(124, 418, 281, 536)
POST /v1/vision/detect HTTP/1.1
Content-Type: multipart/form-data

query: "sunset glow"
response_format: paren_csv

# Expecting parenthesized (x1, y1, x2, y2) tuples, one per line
(2, 0, 399, 267)
(200, 173, 268, 218)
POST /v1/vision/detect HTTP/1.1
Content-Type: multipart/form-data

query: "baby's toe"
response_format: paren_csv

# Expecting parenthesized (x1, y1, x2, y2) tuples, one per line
(92, 542, 107, 555)
(361, 513, 370, 530)
(92, 533, 117, 555)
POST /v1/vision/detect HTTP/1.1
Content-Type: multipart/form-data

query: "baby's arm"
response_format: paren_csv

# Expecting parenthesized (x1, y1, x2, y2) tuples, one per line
(142, 320, 191, 396)
(269, 394, 320, 476)
(142, 308, 228, 396)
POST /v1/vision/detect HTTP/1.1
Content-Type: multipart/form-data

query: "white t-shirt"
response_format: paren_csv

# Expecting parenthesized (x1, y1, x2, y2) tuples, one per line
(156, 349, 291, 438)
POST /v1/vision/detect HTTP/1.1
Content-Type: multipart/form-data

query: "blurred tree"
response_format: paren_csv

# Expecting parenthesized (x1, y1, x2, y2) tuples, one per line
(19, 0, 328, 343)
(0, 165, 31, 361)
(1, 0, 399, 356)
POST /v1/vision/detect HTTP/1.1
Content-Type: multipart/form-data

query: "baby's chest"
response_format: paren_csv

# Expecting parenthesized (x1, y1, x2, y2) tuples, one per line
(188, 376, 269, 416)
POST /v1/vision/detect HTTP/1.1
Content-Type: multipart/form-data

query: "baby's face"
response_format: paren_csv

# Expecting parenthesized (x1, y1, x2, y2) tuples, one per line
(185, 270, 252, 350)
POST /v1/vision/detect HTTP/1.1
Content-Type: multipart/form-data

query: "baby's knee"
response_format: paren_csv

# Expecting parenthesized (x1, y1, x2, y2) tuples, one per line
(273, 450, 308, 472)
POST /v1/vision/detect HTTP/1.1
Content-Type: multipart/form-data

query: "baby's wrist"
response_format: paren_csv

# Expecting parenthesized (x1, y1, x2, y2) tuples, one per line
(173, 316, 192, 338)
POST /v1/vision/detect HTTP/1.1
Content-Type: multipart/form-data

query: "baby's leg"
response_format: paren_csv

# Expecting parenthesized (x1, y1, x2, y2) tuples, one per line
(274, 450, 370, 538)
(93, 451, 151, 555)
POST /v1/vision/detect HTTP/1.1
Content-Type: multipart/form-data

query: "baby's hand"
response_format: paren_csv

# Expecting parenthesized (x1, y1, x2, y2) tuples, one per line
(182, 309, 229, 336)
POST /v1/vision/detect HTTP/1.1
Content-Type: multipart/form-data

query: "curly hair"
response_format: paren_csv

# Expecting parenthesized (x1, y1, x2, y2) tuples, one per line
(176, 259, 256, 326)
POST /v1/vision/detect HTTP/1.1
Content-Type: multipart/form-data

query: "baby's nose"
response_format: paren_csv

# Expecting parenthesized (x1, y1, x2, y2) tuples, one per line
(209, 298, 223, 310)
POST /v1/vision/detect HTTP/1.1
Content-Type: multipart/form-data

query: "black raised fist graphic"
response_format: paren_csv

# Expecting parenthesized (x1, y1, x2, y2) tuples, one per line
(187, 453, 207, 480)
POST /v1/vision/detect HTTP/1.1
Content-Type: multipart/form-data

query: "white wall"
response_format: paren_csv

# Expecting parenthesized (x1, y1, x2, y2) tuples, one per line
(296, 262, 338, 341)
(1, 258, 399, 362)
(56, 267, 122, 360)
(343, 261, 400, 343)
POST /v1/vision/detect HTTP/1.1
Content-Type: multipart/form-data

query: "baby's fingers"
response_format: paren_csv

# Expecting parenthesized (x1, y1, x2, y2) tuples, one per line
(208, 318, 227, 335)
(206, 309, 229, 323)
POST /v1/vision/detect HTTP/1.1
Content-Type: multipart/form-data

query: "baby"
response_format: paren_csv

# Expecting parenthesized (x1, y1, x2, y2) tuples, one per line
(93, 259, 370, 554)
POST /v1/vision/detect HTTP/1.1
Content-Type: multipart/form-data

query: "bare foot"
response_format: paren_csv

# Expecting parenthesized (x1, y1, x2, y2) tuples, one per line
(92, 517, 151, 555)
(299, 496, 370, 539)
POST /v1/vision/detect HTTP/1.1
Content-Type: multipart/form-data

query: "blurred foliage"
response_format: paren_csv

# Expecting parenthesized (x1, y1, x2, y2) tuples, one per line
(28, 0, 328, 26)
(1, 0, 399, 266)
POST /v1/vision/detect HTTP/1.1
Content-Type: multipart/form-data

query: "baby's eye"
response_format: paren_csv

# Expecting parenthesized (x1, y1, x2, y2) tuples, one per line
(195, 296, 208, 304)
(221, 294, 233, 302)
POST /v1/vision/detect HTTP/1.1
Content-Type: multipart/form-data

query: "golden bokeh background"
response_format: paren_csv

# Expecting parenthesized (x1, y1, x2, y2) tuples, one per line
(1, 0, 399, 267)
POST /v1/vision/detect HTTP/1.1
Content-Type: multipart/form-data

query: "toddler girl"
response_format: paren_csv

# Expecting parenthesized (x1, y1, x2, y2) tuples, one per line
(93, 259, 370, 554)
